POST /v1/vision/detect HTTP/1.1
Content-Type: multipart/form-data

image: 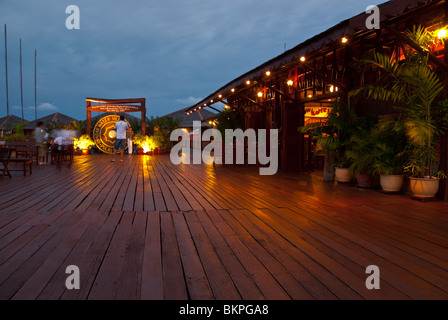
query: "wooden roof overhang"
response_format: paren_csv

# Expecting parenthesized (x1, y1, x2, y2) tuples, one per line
(185, 0, 446, 116)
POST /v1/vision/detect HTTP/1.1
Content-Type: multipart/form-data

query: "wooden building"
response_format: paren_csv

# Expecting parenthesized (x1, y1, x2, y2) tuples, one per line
(183, 0, 448, 200)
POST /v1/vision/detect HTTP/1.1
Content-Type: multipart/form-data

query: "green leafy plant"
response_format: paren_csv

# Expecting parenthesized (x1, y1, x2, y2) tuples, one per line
(370, 117, 409, 176)
(1, 123, 28, 141)
(350, 26, 447, 179)
(300, 100, 357, 168)
(215, 109, 243, 136)
(346, 114, 378, 176)
(146, 116, 181, 150)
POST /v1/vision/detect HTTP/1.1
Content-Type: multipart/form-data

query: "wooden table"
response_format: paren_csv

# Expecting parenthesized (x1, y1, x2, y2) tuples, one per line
(0, 147, 14, 179)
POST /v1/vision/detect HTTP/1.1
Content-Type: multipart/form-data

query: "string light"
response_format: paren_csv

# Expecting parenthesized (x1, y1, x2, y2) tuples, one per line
(438, 28, 447, 39)
(341, 37, 348, 44)
(300, 56, 306, 62)
(287, 80, 294, 87)
(258, 92, 263, 98)
(266, 71, 271, 76)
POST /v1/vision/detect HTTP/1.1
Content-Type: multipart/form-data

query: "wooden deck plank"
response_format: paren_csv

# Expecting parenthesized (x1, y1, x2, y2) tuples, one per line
(11, 211, 97, 300)
(160, 211, 188, 300)
(88, 211, 135, 300)
(215, 209, 315, 300)
(172, 212, 214, 300)
(0, 211, 81, 299)
(190, 210, 262, 300)
(274, 206, 448, 299)
(228, 209, 339, 300)
(60, 210, 124, 300)
(115, 210, 147, 300)
(141, 211, 163, 300)
(1, 154, 447, 300)
(142, 160, 156, 211)
(36, 211, 110, 299)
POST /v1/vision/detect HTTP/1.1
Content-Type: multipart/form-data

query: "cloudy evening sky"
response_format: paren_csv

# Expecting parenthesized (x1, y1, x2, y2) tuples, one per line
(0, 0, 386, 121)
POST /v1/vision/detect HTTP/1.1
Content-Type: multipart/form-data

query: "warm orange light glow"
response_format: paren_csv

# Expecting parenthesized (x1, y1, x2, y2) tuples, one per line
(257, 92, 263, 97)
(266, 71, 271, 76)
(438, 28, 447, 39)
(134, 135, 157, 154)
(287, 80, 294, 87)
(341, 37, 348, 44)
(329, 85, 334, 93)
(73, 135, 94, 151)
(246, 80, 251, 85)
(218, 94, 222, 98)
(231, 88, 235, 92)
(210, 100, 214, 103)
(300, 56, 306, 62)
(308, 94, 313, 98)
(224, 105, 229, 109)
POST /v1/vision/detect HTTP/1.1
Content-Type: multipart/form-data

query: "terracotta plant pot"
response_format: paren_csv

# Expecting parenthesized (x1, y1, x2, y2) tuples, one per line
(380, 175, 404, 192)
(335, 167, 351, 183)
(357, 173, 373, 188)
(409, 177, 440, 198)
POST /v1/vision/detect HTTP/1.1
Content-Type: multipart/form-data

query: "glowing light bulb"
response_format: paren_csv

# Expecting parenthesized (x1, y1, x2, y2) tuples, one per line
(438, 29, 447, 39)
(300, 56, 306, 62)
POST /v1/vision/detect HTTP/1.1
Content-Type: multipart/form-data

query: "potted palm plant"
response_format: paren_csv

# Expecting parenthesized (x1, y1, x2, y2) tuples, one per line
(350, 26, 447, 198)
(346, 115, 378, 188)
(300, 101, 357, 182)
(370, 117, 409, 192)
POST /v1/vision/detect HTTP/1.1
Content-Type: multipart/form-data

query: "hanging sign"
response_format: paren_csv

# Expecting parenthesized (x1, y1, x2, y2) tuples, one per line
(305, 102, 332, 118)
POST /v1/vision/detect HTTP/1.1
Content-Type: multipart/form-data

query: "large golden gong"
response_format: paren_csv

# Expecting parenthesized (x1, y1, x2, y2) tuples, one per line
(93, 115, 131, 154)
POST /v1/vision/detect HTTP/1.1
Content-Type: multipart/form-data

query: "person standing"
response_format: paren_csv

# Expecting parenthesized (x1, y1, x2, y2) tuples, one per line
(34, 121, 47, 165)
(112, 116, 129, 162)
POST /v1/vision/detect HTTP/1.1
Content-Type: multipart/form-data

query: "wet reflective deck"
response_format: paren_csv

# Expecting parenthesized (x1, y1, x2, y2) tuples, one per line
(0, 154, 447, 300)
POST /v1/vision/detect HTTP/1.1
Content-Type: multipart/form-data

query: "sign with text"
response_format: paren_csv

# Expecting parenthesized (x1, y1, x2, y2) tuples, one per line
(89, 105, 143, 113)
(93, 115, 131, 154)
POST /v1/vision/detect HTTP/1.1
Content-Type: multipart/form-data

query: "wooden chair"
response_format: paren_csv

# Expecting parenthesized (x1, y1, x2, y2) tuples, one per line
(3, 141, 34, 176)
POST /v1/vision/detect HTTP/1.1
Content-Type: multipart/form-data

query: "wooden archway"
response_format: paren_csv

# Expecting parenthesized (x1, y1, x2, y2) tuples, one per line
(86, 98, 146, 136)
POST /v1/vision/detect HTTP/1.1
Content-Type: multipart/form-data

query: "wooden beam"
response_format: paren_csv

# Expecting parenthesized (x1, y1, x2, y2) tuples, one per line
(266, 85, 297, 103)
(382, 23, 448, 71)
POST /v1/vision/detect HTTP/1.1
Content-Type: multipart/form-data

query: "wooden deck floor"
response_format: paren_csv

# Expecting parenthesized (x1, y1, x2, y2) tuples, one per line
(0, 154, 447, 300)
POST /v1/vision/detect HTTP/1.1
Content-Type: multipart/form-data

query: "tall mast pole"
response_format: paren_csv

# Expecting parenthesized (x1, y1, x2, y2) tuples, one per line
(34, 49, 37, 120)
(4, 25, 9, 116)
(20, 38, 24, 121)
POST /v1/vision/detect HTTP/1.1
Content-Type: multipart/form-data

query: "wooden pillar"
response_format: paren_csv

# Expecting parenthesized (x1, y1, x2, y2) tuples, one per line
(141, 101, 146, 135)
(281, 102, 304, 172)
(86, 100, 91, 137)
(439, 1, 448, 201)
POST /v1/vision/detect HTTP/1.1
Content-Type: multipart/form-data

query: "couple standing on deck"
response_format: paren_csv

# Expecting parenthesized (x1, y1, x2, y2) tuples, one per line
(111, 115, 131, 162)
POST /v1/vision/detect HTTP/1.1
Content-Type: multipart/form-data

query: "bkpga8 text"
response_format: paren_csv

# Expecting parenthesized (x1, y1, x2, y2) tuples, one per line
(224, 304, 269, 315)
